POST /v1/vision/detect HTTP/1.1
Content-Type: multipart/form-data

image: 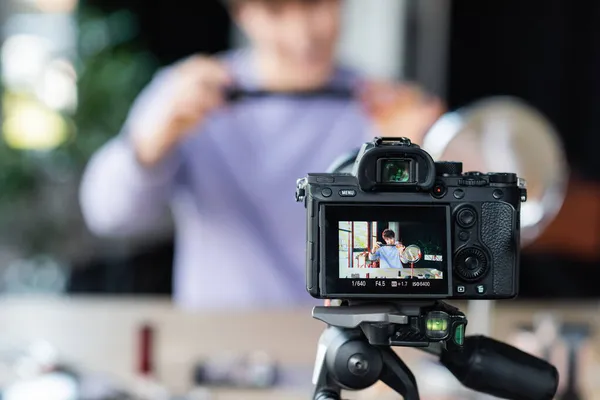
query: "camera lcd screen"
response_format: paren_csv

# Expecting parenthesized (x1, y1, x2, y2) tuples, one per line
(323, 205, 452, 297)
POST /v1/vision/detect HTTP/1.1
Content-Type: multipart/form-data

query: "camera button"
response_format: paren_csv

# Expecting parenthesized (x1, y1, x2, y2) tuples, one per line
(476, 285, 487, 295)
(457, 208, 477, 228)
(458, 231, 470, 242)
(456, 285, 466, 294)
(493, 189, 504, 199)
(339, 189, 357, 197)
(453, 189, 465, 199)
(321, 188, 333, 197)
(432, 182, 446, 198)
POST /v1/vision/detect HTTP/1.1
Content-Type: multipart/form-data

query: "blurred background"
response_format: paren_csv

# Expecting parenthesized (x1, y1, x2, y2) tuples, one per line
(0, 0, 599, 399)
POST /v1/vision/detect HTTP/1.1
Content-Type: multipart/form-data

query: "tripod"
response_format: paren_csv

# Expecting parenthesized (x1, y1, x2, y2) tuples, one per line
(311, 301, 560, 400)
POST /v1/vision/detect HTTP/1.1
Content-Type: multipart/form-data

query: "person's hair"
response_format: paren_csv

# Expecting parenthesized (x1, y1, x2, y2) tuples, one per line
(382, 229, 395, 240)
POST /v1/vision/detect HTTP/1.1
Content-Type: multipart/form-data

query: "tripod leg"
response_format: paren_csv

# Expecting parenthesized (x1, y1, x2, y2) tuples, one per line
(379, 347, 420, 400)
(312, 327, 343, 400)
(312, 326, 386, 399)
(314, 392, 342, 400)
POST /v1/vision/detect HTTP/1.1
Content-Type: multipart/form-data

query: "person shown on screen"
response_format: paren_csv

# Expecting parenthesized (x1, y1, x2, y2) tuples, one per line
(79, 0, 442, 310)
(369, 229, 404, 269)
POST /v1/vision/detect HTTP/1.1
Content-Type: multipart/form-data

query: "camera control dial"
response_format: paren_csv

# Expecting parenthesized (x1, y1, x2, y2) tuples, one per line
(458, 177, 488, 187)
(454, 248, 489, 282)
(435, 162, 463, 176)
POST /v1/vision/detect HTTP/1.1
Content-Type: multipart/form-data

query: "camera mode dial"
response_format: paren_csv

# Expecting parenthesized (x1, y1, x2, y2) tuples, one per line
(488, 173, 518, 184)
(454, 248, 489, 282)
(435, 162, 463, 176)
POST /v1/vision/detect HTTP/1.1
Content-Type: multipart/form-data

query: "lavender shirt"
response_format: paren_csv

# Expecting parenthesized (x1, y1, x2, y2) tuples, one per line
(80, 50, 374, 309)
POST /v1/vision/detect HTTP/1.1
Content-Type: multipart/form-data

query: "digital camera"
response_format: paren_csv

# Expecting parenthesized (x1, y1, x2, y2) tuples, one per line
(295, 137, 527, 300)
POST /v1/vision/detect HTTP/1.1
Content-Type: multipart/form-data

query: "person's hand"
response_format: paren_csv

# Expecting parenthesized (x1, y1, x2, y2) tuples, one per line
(132, 55, 232, 166)
(360, 81, 445, 145)
(372, 242, 381, 253)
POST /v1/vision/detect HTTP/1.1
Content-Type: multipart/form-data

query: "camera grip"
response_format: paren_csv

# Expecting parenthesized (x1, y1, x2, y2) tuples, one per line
(481, 202, 516, 296)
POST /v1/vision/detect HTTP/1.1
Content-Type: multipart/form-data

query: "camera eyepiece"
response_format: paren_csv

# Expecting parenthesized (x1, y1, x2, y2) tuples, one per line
(353, 137, 437, 192)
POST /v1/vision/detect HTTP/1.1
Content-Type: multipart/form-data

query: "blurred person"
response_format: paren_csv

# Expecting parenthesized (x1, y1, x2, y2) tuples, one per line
(369, 230, 404, 269)
(80, 0, 443, 309)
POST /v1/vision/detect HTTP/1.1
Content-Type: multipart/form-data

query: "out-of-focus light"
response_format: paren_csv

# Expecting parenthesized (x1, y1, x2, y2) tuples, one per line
(2, 95, 71, 151)
(21, 0, 78, 13)
(1, 34, 52, 90)
(36, 59, 78, 112)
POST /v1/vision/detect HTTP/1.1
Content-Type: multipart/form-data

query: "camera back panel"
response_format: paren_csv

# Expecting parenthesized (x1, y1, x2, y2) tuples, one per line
(302, 169, 523, 301)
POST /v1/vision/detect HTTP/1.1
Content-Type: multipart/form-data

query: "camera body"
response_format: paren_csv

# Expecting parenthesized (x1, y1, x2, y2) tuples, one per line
(296, 137, 527, 301)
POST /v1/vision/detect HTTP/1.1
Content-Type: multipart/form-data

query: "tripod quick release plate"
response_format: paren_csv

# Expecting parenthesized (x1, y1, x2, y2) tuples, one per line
(313, 301, 467, 350)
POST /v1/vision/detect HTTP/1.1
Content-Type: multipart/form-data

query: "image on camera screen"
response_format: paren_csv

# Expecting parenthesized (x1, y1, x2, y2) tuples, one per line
(338, 220, 445, 280)
(324, 205, 450, 296)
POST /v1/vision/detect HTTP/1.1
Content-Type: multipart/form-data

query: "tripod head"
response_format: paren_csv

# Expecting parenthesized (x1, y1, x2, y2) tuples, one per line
(311, 301, 559, 400)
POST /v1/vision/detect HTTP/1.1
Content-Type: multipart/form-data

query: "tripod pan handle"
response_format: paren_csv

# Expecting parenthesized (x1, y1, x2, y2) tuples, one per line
(440, 335, 559, 400)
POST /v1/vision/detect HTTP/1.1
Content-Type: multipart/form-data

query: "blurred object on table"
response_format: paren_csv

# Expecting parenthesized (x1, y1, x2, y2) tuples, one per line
(0, 339, 81, 400)
(182, 387, 213, 400)
(533, 313, 561, 362)
(557, 324, 591, 400)
(3, 371, 78, 400)
(132, 323, 169, 400)
(509, 313, 562, 361)
(507, 313, 599, 400)
(77, 373, 131, 400)
(422, 96, 568, 248)
(193, 351, 278, 389)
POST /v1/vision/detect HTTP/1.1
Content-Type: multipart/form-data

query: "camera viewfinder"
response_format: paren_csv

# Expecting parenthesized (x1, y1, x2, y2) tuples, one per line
(378, 158, 414, 184)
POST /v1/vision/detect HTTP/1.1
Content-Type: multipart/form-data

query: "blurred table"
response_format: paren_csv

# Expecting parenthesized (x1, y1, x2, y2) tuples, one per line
(0, 296, 597, 398)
